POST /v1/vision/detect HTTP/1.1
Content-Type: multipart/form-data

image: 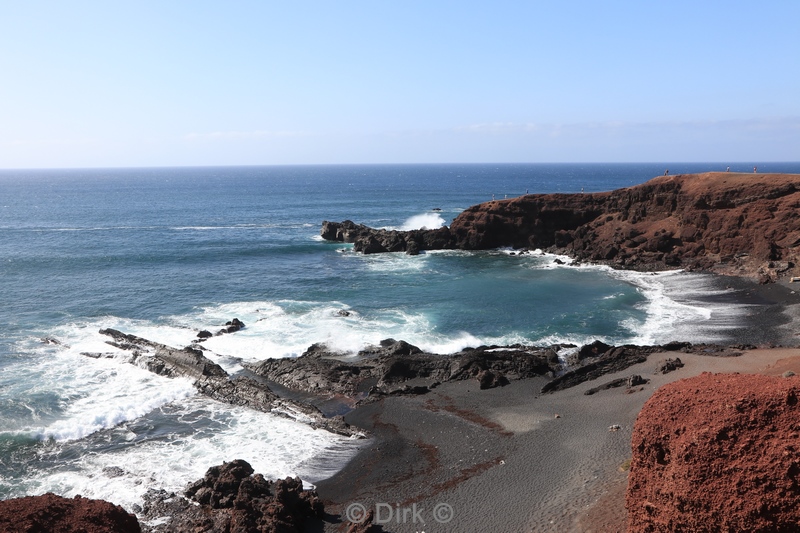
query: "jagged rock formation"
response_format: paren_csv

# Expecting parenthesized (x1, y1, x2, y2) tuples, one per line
(320, 220, 452, 255)
(101, 328, 228, 379)
(627, 373, 800, 532)
(246, 338, 561, 400)
(96, 328, 359, 437)
(0, 493, 141, 533)
(323, 172, 800, 281)
(138, 460, 323, 533)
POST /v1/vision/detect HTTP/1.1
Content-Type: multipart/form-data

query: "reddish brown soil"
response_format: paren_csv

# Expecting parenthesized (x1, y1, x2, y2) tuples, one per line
(450, 172, 800, 281)
(0, 493, 140, 533)
(626, 372, 800, 532)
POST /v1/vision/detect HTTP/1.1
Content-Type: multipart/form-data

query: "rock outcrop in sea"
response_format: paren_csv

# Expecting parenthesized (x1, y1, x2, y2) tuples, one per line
(323, 172, 800, 282)
(627, 372, 800, 532)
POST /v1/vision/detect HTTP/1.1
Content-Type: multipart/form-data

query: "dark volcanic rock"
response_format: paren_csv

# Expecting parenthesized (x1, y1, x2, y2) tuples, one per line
(627, 373, 800, 532)
(358, 338, 423, 357)
(476, 369, 510, 389)
(0, 493, 141, 533)
(217, 317, 245, 335)
(577, 340, 613, 360)
(321, 220, 453, 255)
(584, 374, 650, 395)
(654, 357, 684, 374)
(246, 340, 560, 402)
(97, 329, 362, 437)
(99, 328, 227, 380)
(141, 460, 323, 533)
(542, 345, 656, 393)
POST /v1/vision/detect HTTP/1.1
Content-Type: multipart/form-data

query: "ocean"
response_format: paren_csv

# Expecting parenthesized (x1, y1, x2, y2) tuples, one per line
(1, 162, 799, 512)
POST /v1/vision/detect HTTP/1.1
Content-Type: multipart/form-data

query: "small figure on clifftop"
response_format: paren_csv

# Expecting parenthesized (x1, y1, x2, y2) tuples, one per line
(664, 169, 669, 176)
(726, 166, 730, 172)
(754, 166, 758, 173)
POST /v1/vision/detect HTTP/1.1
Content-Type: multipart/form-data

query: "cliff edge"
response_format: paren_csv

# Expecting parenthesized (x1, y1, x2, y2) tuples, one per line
(324, 172, 800, 282)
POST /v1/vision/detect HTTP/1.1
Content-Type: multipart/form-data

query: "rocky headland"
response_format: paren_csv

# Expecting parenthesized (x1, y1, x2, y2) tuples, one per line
(323, 172, 800, 282)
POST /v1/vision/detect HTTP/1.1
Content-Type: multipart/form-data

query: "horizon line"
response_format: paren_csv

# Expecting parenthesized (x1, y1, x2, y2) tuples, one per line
(2, 161, 799, 172)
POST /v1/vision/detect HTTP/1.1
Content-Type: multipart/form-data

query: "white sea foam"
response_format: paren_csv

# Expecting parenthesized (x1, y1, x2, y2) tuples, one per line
(183, 301, 442, 361)
(5, 316, 364, 512)
(609, 270, 749, 345)
(12, 326, 197, 443)
(517, 252, 749, 345)
(17, 397, 359, 511)
(399, 212, 446, 231)
(32, 376, 196, 442)
(359, 252, 430, 273)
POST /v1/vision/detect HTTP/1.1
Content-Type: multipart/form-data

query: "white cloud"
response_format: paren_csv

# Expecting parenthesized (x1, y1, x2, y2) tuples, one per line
(183, 130, 311, 141)
(453, 117, 800, 137)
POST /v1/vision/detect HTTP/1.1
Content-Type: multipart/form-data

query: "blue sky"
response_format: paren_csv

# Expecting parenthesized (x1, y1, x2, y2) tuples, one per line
(1, 1, 798, 168)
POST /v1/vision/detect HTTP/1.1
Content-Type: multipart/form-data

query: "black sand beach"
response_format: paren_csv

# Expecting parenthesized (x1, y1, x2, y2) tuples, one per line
(314, 277, 800, 532)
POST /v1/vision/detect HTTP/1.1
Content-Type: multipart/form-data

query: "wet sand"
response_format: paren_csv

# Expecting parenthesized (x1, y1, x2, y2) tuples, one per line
(315, 279, 800, 532)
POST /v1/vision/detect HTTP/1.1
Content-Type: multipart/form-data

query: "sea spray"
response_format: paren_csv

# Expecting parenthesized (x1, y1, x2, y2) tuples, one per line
(399, 212, 446, 230)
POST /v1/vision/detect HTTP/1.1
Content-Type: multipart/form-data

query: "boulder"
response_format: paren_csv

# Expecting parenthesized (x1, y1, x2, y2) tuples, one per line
(141, 460, 323, 533)
(216, 318, 245, 335)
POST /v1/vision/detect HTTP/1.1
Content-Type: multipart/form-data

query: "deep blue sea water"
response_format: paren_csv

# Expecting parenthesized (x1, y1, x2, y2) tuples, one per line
(1, 162, 799, 510)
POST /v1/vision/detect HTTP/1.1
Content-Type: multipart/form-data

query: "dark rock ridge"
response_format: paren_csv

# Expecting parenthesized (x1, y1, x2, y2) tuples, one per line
(96, 328, 359, 437)
(323, 172, 800, 281)
(139, 460, 323, 533)
(245, 338, 562, 401)
(627, 372, 800, 532)
(249, 337, 749, 399)
(321, 219, 453, 255)
(542, 342, 746, 393)
(0, 493, 141, 533)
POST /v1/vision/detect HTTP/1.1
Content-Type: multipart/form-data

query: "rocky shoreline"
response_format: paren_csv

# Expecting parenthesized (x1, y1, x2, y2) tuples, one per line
(6, 317, 772, 531)
(4, 311, 774, 532)
(6, 172, 800, 531)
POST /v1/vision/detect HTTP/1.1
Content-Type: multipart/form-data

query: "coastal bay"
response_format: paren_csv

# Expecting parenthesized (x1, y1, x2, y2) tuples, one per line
(3, 165, 800, 531)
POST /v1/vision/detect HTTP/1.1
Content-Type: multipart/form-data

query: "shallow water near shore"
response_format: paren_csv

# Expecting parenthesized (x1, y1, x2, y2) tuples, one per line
(1, 162, 799, 510)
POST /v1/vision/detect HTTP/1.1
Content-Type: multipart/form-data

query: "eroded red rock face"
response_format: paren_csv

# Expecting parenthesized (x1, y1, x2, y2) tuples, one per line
(627, 372, 800, 532)
(0, 493, 141, 533)
(450, 173, 800, 281)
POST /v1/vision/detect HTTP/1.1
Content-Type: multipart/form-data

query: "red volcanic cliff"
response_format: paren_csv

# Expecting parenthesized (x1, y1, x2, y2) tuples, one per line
(449, 172, 800, 281)
(627, 373, 800, 532)
(323, 173, 800, 281)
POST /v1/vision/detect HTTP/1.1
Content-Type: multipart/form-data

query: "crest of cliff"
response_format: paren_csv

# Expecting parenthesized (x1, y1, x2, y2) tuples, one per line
(450, 172, 800, 281)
